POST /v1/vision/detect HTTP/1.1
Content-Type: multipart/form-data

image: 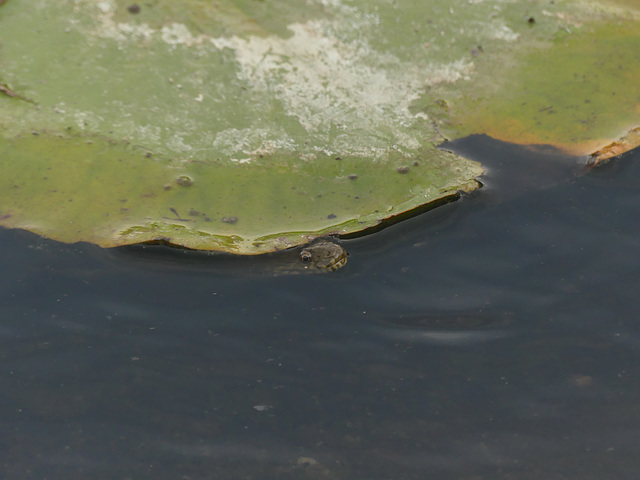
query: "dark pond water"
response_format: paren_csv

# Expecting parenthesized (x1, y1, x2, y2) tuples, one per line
(2, 136, 640, 480)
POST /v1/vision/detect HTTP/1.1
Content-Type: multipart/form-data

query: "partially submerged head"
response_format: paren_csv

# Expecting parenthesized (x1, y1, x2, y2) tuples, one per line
(298, 238, 347, 272)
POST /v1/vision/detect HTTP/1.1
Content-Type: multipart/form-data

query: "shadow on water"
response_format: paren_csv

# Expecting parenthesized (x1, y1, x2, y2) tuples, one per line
(1, 136, 640, 479)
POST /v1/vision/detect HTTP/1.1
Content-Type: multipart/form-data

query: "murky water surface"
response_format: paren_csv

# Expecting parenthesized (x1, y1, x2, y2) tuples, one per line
(1, 137, 640, 479)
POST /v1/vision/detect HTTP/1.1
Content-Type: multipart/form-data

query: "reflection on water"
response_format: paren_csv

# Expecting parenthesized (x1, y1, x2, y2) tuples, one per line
(1, 138, 640, 479)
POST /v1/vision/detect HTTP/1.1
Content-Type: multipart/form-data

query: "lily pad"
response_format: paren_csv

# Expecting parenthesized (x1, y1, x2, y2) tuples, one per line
(0, 0, 638, 253)
(428, 14, 640, 157)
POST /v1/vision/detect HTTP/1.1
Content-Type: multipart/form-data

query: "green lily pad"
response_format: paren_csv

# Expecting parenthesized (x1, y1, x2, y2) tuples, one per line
(429, 14, 640, 157)
(0, 132, 478, 253)
(0, 0, 638, 253)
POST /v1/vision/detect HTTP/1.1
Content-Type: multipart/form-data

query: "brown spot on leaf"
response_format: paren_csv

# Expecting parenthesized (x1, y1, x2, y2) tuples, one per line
(0, 82, 34, 103)
(165, 208, 191, 222)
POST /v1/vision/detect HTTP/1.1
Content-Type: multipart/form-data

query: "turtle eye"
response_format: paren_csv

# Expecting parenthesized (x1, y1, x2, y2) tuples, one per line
(300, 250, 312, 262)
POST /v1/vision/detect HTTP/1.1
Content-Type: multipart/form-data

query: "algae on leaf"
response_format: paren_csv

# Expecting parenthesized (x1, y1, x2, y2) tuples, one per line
(0, 0, 638, 253)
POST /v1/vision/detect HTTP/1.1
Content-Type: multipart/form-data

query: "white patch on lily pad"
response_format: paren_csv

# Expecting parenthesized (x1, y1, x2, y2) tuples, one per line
(210, 17, 471, 158)
(72, 0, 474, 161)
